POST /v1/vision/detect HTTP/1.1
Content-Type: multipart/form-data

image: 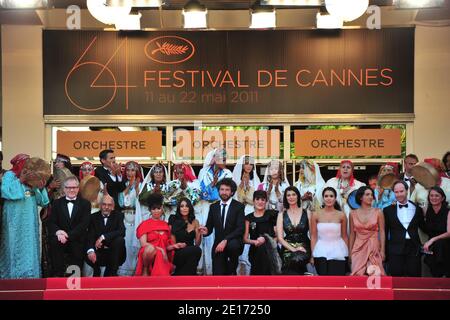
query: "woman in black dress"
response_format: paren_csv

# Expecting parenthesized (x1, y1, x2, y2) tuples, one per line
(276, 186, 312, 275)
(422, 186, 450, 277)
(168, 198, 202, 275)
(243, 190, 277, 275)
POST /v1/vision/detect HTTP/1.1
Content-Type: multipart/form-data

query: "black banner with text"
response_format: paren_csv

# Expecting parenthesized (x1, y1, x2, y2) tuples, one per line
(43, 28, 414, 115)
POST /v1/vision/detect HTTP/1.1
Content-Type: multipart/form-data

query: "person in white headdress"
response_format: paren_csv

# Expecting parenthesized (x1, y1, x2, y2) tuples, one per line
(165, 163, 201, 217)
(117, 161, 144, 276)
(233, 155, 261, 215)
(294, 160, 325, 212)
(257, 160, 290, 212)
(197, 148, 233, 275)
(324, 160, 365, 219)
(232, 155, 261, 275)
(138, 162, 170, 218)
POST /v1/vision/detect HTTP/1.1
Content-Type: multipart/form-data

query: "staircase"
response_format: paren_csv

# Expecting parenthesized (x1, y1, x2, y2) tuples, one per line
(0, 276, 449, 300)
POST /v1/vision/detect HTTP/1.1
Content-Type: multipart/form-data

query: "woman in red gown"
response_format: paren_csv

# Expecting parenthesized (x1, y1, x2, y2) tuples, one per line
(135, 193, 186, 276)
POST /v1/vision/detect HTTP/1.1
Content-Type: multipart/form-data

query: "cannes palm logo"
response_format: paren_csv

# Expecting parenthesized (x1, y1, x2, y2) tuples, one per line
(144, 36, 195, 64)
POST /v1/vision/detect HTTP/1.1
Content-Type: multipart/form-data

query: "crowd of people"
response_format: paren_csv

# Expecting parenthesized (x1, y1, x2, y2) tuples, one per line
(0, 149, 449, 279)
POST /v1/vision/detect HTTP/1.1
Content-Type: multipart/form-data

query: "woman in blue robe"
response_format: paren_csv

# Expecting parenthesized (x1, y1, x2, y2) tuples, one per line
(0, 154, 50, 279)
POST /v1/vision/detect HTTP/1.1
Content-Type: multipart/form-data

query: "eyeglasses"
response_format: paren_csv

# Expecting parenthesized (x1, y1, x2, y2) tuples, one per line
(101, 203, 114, 206)
(64, 186, 79, 189)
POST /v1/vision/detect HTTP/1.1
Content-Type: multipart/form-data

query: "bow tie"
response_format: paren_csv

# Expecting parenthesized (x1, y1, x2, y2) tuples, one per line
(66, 199, 76, 204)
(404, 177, 410, 182)
(399, 203, 408, 209)
(102, 214, 110, 219)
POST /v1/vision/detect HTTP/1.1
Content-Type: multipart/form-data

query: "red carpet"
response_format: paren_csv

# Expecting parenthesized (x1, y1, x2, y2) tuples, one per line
(0, 276, 449, 300)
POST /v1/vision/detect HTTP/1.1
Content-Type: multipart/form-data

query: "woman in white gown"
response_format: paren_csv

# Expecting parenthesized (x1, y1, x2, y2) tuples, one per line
(310, 187, 349, 275)
(294, 160, 325, 212)
(257, 160, 290, 213)
(232, 155, 261, 275)
(117, 161, 143, 276)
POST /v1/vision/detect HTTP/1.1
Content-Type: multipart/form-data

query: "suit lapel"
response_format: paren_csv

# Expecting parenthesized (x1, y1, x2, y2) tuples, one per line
(391, 205, 406, 230)
(407, 204, 420, 232)
(61, 199, 71, 225)
(97, 213, 106, 234)
(70, 199, 80, 223)
(216, 202, 225, 231)
(105, 213, 114, 231)
(224, 201, 235, 230)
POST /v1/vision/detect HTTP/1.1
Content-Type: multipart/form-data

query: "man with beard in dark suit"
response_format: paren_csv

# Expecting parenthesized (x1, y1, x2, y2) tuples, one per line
(383, 180, 425, 277)
(48, 176, 91, 277)
(94, 149, 126, 209)
(85, 194, 126, 277)
(199, 178, 245, 275)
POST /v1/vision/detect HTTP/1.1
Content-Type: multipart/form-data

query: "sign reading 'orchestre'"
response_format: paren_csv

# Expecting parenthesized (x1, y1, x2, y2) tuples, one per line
(294, 129, 401, 157)
(174, 129, 280, 159)
(57, 131, 162, 157)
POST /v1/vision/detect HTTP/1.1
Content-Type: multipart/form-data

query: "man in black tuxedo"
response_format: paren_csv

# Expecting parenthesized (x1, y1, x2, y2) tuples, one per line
(199, 178, 245, 275)
(85, 194, 126, 277)
(48, 176, 91, 277)
(94, 149, 126, 209)
(383, 180, 425, 277)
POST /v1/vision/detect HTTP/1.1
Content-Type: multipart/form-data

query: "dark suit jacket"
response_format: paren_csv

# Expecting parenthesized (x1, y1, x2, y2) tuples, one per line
(48, 197, 91, 242)
(94, 167, 126, 207)
(383, 201, 425, 256)
(86, 210, 125, 251)
(205, 199, 245, 247)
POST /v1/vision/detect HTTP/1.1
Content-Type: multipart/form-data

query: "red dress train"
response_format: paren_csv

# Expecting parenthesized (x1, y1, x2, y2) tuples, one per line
(135, 219, 174, 276)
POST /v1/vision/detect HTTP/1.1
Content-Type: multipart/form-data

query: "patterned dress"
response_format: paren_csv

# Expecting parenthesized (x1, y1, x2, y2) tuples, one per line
(0, 171, 49, 279)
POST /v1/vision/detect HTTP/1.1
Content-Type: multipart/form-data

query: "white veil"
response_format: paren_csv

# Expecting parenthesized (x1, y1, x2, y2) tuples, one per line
(232, 155, 261, 190)
(262, 160, 290, 186)
(297, 160, 325, 188)
(141, 162, 169, 190)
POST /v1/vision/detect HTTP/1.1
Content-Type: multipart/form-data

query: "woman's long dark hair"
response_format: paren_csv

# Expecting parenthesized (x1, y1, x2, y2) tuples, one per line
(241, 157, 255, 181)
(174, 197, 196, 224)
(321, 187, 342, 211)
(283, 186, 302, 209)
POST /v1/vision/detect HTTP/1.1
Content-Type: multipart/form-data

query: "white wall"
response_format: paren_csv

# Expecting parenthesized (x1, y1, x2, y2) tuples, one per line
(413, 26, 450, 161)
(1, 25, 45, 164)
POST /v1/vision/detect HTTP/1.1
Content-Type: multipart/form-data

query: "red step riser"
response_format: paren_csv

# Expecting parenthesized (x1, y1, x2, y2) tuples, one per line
(2, 277, 450, 300)
(394, 290, 450, 300)
(0, 291, 44, 300)
(392, 277, 450, 289)
(43, 276, 393, 290)
(0, 279, 46, 291)
(42, 288, 393, 300)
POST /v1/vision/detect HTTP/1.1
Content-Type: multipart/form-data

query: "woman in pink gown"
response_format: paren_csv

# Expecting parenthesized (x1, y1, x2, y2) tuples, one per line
(135, 193, 186, 276)
(349, 186, 386, 276)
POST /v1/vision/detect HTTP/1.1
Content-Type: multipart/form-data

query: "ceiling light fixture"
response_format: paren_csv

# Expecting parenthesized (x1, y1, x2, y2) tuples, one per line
(316, 12, 343, 29)
(106, 0, 164, 7)
(87, 0, 132, 25)
(115, 11, 142, 30)
(393, 0, 445, 9)
(325, 0, 369, 22)
(250, 0, 276, 29)
(0, 0, 47, 9)
(261, 0, 323, 5)
(182, 0, 207, 29)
